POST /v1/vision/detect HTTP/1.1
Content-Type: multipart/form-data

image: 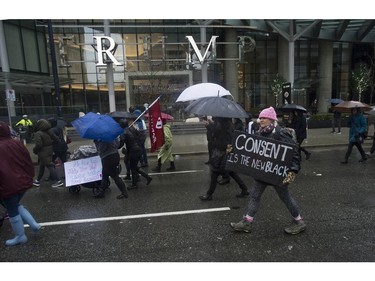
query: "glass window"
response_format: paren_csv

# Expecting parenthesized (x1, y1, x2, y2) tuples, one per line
(22, 28, 40, 72)
(4, 23, 24, 70)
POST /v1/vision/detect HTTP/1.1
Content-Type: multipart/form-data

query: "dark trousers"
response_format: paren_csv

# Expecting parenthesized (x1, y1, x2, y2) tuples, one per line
(101, 153, 126, 194)
(37, 163, 59, 182)
(344, 141, 366, 161)
(206, 170, 247, 196)
(1, 192, 25, 217)
(129, 150, 150, 186)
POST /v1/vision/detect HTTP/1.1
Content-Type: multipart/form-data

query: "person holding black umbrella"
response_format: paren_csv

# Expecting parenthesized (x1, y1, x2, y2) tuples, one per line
(288, 110, 311, 160)
(199, 117, 249, 201)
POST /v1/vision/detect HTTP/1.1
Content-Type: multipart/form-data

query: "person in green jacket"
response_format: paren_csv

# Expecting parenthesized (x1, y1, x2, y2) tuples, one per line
(152, 118, 176, 172)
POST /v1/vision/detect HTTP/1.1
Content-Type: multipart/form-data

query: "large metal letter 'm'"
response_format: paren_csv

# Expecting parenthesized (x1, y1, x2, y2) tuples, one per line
(94, 36, 121, 66)
(186, 36, 219, 64)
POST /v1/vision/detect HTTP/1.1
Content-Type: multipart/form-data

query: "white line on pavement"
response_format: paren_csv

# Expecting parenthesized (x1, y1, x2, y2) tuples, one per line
(34, 207, 231, 228)
(121, 169, 205, 176)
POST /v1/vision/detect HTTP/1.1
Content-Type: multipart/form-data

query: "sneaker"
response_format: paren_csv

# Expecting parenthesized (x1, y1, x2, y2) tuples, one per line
(51, 180, 64, 188)
(230, 218, 253, 233)
(284, 219, 306, 235)
(337, 132, 342, 135)
(33, 180, 40, 187)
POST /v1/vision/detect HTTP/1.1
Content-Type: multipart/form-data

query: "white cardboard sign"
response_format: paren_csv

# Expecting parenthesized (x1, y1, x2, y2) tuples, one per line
(64, 156, 102, 187)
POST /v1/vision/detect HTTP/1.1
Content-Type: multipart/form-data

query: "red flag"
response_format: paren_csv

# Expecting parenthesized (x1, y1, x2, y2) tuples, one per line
(148, 99, 165, 152)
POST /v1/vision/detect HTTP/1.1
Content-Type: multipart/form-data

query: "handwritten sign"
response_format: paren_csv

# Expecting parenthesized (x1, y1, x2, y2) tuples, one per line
(64, 156, 102, 187)
(225, 131, 296, 186)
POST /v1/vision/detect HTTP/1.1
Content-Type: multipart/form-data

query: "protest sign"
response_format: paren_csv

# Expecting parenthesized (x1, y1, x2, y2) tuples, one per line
(225, 130, 296, 186)
(64, 156, 102, 187)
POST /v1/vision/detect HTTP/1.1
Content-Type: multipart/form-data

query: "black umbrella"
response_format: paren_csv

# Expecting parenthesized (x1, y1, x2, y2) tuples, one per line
(185, 96, 248, 118)
(277, 104, 307, 112)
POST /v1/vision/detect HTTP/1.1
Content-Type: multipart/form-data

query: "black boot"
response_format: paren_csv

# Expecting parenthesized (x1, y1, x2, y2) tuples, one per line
(166, 161, 176, 171)
(152, 158, 161, 172)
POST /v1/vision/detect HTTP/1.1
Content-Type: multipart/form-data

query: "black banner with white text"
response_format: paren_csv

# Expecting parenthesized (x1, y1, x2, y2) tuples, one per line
(225, 131, 296, 186)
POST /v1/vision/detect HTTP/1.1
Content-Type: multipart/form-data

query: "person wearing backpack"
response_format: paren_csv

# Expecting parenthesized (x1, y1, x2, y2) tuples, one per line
(230, 106, 306, 235)
(119, 119, 152, 189)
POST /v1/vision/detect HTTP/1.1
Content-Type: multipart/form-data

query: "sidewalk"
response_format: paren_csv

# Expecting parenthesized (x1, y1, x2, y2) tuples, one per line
(25, 127, 373, 164)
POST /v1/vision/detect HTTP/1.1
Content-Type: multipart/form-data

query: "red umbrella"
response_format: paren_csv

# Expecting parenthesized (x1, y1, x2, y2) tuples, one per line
(144, 112, 174, 121)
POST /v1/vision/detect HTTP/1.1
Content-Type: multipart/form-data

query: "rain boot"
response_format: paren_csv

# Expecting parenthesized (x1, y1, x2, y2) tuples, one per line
(166, 161, 176, 171)
(152, 158, 162, 172)
(18, 205, 41, 232)
(5, 215, 28, 246)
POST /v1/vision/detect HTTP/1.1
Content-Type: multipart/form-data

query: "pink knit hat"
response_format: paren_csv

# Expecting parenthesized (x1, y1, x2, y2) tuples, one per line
(259, 106, 277, 121)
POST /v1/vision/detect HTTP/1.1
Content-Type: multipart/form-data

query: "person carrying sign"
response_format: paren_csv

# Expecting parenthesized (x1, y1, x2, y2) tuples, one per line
(230, 106, 306, 235)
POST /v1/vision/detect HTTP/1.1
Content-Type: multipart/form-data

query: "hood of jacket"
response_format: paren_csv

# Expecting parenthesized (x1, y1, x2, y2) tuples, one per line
(34, 119, 51, 132)
(0, 121, 11, 140)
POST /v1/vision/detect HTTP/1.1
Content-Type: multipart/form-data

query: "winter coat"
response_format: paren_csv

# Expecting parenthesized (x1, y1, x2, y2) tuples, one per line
(32, 119, 55, 166)
(290, 114, 307, 141)
(120, 126, 142, 155)
(256, 124, 301, 174)
(348, 112, 367, 143)
(210, 118, 234, 172)
(94, 138, 120, 160)
(48, 118, 68, 153)
(0, 122, 34, 199)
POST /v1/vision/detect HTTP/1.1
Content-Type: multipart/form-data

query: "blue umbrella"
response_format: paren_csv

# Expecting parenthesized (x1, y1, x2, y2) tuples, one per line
(327, 98, 344, 104)
(71, 112, 124, 142)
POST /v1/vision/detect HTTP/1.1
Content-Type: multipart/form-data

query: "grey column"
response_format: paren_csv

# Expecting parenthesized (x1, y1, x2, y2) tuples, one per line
(224, 29, 238, 101)
(104, 19, 116, 112)
(317, 41, 333, 113)
(278, 37, 289, 80)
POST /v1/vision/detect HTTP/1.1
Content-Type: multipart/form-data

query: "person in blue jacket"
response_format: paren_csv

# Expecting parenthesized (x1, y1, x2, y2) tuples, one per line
(341, 107, 367, 164)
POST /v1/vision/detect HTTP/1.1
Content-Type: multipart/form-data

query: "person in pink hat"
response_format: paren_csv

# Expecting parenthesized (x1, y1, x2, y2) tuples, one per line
(230, 106, 307, 235)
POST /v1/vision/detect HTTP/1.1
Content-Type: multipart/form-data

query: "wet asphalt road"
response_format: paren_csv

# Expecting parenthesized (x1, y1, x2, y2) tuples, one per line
(0, 145, 374, 264)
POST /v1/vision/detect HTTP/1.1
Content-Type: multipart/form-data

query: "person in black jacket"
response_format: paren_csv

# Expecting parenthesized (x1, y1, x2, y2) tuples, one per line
(230, 106, 306, 235)
(199, 117, 249, 201)
(119, 119, 152, 189)
(93, 137, 128, 199)
(288, 110, 311, 160)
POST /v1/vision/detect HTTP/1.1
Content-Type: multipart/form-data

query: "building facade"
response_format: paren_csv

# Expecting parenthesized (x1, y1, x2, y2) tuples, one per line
(0, 19, 374, 124)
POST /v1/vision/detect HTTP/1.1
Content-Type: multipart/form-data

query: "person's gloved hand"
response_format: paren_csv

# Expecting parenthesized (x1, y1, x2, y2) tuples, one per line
(283, 171, 296, 185)
(226, 144, 233, 154)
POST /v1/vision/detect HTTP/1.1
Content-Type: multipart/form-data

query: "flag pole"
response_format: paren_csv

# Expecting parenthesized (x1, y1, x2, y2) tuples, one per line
(129, 94, 162, 127)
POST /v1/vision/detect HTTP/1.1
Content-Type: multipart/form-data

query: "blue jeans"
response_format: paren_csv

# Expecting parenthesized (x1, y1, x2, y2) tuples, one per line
(1, 192, 25, 217)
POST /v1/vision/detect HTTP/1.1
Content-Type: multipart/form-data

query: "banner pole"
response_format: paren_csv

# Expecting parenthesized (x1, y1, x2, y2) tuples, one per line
(129, 94, 162, 127)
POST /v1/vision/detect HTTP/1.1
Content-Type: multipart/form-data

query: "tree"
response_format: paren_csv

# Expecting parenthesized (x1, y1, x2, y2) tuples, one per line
(350, 63, 371, 102)
(270, 73, 287, 107)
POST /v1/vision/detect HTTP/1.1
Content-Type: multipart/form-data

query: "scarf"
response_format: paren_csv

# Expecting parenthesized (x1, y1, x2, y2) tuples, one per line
(258, 123, 275, 135)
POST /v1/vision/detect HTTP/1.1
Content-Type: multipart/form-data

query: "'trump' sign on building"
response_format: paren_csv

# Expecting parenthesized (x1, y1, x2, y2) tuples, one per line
(225, 131, 296, 186)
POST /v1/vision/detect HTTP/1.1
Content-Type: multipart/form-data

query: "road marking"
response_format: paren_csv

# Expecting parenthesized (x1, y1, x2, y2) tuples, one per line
(32, 207, 231, 228)
(121, 169, 205, 176)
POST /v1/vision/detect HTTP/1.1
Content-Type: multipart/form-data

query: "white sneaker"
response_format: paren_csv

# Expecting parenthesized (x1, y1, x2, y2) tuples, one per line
(51, 181, 64, 188)
(33, 180, 40, 187)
